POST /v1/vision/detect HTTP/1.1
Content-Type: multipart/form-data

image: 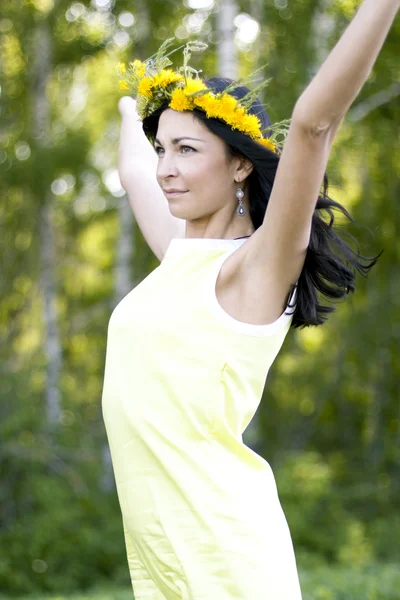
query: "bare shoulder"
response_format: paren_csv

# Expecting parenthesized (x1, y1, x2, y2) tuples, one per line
(217, 230, 299, 326)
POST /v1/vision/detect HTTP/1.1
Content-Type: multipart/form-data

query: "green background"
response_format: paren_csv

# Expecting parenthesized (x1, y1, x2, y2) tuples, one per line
(1, 0, 399, 597)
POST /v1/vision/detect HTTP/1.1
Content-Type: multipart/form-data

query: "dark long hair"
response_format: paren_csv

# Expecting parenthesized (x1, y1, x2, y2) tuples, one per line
(142, 77, 382, 329)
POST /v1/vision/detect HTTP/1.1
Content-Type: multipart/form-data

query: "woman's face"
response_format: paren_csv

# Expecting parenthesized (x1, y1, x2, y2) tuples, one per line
(155, 109, 248, 229)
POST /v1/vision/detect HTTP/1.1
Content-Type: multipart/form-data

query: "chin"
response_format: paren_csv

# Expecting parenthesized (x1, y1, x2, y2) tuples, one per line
(168, 206, 188, 219)
(168, 198, 190, 213)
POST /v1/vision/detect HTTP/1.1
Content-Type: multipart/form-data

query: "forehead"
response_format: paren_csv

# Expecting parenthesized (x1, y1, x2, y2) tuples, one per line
(157, 109, 209, 139)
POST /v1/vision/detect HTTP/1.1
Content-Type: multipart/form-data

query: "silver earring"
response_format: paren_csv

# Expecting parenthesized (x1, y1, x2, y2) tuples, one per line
(236, 186, 246, 216)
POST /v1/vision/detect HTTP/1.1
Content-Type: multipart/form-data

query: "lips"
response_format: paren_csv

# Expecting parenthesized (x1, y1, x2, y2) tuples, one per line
(164, 189, 188, 193)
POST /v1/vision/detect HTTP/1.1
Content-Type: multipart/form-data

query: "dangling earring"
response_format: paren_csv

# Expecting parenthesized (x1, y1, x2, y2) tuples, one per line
(236, 186, 246, 217)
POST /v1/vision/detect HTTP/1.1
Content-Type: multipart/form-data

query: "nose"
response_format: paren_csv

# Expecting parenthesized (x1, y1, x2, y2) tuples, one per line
(156, 150, 179, 182)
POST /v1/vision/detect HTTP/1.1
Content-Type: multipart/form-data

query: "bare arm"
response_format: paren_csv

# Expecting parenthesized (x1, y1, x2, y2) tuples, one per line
(118, 97, 185, 261)
(244, 0, 399, 296)
(295, 0, 400, 129)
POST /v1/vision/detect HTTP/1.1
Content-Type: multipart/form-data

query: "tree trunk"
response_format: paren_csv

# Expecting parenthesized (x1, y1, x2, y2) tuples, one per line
(216, 0, 238, 79)
(101, 0, 149, 492)
(39, 201, 62, 428)
(114, 197, 134, 304)
(251, 0, 265, 95)
(30, 18, 62, 430)
(310, 0, 335, 76)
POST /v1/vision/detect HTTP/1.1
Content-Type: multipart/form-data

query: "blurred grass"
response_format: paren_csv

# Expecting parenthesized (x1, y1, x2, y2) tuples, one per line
(300, 564, 400, 599)
(2, 563, 400, 600)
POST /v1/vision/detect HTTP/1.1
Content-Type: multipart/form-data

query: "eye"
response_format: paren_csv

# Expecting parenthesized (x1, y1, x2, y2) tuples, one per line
(180, 145, 195, 154)
(154, 145, 164, 156)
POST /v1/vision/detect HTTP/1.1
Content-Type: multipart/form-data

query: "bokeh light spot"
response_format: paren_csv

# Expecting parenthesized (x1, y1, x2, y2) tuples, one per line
(185, 0, 214, 8)
(118, 11, 135, 27)
(32, 559, 48, 574)
(15, 141, 31, 161)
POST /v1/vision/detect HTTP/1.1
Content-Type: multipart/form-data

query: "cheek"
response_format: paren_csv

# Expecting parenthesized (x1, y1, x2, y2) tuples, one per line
(206, 163, 232, 194)
(191, 156, 230, 187)
(155, 161, 162, 183)
(177, 159, 205, 188)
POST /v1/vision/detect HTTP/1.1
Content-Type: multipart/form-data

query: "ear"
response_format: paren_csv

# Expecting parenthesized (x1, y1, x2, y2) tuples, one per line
(233, 155, 254, 183)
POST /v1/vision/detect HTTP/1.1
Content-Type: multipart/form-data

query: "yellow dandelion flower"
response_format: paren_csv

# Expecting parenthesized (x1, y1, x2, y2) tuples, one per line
(129, 60, 146, 77)
(229, 107, 247, 131)
(184, 77, 207, 96)
(193, 92, 210, 109)
(138, 77, 153, 98)
(170, 88, 192, 111)
(119, 80, 129, 91)
(153, 70, 184, 89)
(257, 137, 276, 152)
(194, 93, 221, 118)
(206, 103, 222, 119)
(210, 103, 230, 121)
(223, 111, 237, 128)
(116, 62, 126, 74)
(219, 94, 238, 120)
(240, 114, 262, 139)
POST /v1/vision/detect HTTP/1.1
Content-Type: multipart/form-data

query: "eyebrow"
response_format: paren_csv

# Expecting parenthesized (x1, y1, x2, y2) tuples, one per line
(154, 136, 206, 145)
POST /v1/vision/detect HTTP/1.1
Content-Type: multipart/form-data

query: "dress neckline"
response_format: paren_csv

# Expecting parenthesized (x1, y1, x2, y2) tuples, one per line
(169, 237, 249, 250)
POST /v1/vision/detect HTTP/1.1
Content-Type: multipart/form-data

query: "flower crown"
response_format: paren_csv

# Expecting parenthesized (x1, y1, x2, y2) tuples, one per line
(116, 39, 290, 154)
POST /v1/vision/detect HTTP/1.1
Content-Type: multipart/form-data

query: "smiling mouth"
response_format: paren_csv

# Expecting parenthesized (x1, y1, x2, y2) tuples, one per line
(164, 190, 188, 196)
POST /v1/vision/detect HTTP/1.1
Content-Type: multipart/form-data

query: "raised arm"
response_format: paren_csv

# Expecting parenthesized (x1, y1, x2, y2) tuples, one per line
(295, 0, 399, 130)
(118, 97, 185, 262)
(245, 0, 399, 294)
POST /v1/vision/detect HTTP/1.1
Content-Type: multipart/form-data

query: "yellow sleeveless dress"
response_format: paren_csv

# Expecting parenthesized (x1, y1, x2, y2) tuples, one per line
(102, 237, 302, 600)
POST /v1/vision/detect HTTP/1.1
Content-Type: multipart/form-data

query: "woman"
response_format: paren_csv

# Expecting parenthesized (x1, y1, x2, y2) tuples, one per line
(102, 2, 399, 598)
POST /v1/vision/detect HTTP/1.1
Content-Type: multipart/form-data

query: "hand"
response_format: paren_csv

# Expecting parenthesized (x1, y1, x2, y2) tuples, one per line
(118, 95, 140, 120)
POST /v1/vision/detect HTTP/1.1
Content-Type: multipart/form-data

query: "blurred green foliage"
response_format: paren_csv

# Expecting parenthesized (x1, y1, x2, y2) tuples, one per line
(0, 0, 399, 596)
(2, 564, 400, 600)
